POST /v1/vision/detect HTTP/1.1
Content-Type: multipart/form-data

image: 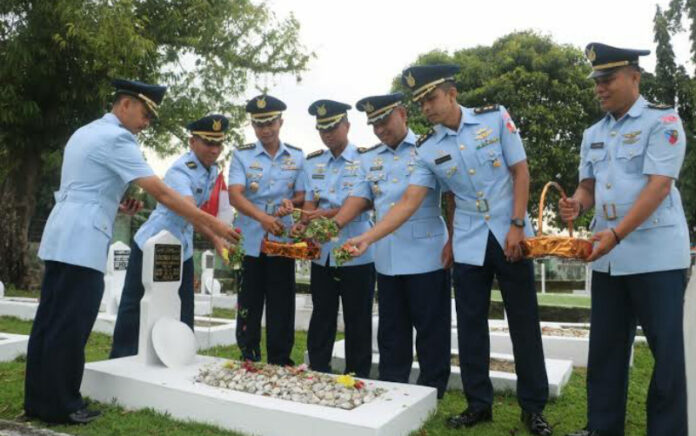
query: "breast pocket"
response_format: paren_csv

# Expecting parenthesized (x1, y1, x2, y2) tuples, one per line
(475, 144, 505, 180)
(615, 142, 646, 175)
(588, 148, 609, 176)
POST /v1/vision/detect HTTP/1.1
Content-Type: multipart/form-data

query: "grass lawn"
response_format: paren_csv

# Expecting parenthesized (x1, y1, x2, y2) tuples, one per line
(491, 291, 591, 309)
(0, 315, 652, 435)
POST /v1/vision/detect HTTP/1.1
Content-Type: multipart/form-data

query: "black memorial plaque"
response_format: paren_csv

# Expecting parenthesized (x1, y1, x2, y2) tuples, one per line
(153, 244, 182, 282)
(114, 250, 130, 271)
(205, 254, 214, 269)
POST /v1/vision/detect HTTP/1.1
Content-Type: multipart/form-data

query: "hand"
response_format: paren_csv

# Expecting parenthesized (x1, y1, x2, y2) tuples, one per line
(209, 219, 241, 243)
(275, 199, 294, 217)
(214, 238, 230, 261)
(586, 229, 618, 262)
(290, 222, 307, 238)
(559, 197, 580, 222)
(345, 235, 371, 257)
(119, 197, 143, 216)
(260, 214, 285, 236)
(504, 226, 525, 262)
(305, 208, 329, 221)
(441, 239, 453, 269)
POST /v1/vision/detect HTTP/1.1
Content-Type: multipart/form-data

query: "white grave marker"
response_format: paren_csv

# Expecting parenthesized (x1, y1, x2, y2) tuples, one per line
(0, 280, 4, 298)
(138, 230, 196, 366)
(200, 250, 221, 295)
(103, 241, 131, 315)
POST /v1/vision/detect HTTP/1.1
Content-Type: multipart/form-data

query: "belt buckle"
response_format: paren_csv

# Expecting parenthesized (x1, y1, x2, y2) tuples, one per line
(603, 203, 617, 221)
(476, 199, 489, 213)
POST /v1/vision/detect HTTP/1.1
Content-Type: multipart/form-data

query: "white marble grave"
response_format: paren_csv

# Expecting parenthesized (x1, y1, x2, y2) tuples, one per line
(0, 332, 29, 362)
(82, 231, 436, 436)
(101, 241, 130, 315)
(325, 340, 573, 399)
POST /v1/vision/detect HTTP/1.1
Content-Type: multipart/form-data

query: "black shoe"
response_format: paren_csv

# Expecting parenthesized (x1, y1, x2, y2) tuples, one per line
(67, 408, 101, 424)
(521, 410, 553, 435)
(566, 429, 601, 436)
(446, 407, 493, 428)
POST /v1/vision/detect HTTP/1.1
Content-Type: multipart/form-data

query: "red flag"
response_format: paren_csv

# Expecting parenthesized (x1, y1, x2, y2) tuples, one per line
(201, 172, 227, 216)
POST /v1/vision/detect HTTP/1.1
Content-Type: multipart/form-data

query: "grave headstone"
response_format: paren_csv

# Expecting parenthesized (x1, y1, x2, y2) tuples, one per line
(103, 241, 131, 315)
(138, 230, 195, 366)
(200, 250, 220, 295)
(0, 280, 4, 298)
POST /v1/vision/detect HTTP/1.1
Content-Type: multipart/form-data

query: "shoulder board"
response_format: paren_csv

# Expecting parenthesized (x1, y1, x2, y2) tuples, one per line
(358, 143, 381, 153)
(416, 128, 435, 148)
(473, 104, 500, 114)
(648, 102, 673, 110)
(306, 149, 325, 160)
(285, 143, 302, 151)
(185, 161, 198, 170)
(235, 143, 256, 151)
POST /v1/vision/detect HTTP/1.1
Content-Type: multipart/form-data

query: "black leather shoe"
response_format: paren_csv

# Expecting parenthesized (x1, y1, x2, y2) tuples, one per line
(446, 407, 493, 428)
(521, 410, 553, 435)
(566, 429, 601, 436)
(67, 408, 101, 424)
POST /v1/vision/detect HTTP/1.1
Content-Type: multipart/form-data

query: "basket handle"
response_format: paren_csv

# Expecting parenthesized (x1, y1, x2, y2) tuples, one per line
(537, 181, 574, 238)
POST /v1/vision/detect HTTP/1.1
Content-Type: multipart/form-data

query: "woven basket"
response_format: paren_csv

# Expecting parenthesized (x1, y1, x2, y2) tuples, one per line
(260, 235, 321, 260)
(520, 181, 593, 261)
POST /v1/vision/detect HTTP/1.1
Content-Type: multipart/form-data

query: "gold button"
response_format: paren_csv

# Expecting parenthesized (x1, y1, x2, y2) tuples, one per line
(477, 191, 484, 198)
(393, 155, 399, 160)
(484, 215, 491, 221)
(606, 183, 612, 189)
(469, 169, 476, 175)
(610, 131, 617, 137)
(392, 178, 399, 183)
(459, 144, 466, 150)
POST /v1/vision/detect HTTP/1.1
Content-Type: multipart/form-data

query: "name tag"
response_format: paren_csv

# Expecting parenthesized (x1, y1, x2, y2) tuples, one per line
(369, 166, 383, 171)
(434, 155, 452, 165)
(196, 188, 202, 193)
(590, 142, 604, 149)
(312, 174, 325, 179)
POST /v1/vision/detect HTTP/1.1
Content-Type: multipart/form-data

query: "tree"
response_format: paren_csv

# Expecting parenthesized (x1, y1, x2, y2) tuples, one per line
(0, 0, 312, 287)
(394, 32, 602, 229)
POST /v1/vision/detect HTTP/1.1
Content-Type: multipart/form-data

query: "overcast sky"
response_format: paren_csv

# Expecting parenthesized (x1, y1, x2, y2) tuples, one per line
(146, 0, 692, 176)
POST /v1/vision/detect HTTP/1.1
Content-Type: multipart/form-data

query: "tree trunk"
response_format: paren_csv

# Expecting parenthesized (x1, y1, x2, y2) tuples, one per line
(0, 148, 42, 289)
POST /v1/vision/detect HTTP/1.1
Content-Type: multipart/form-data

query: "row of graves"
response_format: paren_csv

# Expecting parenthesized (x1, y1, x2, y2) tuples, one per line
(1, 231, 694, 434)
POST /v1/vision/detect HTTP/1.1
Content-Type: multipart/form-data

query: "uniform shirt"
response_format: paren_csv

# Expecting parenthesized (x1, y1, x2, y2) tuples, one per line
(409, 105, 533, 266)
(228, 141, 305, 257)
(303, 143, 375, 267)
(134, 151, 218, 260)
(352, 130, 448, 275)
(38, 113, 154, 273)
(579, 95, 690, 275)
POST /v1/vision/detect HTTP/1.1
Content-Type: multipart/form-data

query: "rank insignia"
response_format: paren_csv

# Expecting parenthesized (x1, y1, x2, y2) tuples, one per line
(405, 72, 416, 88)
(661, 114, 679, 124)
(250, 161, 262, 170)
(212, 119, 222, 131)
(665, 129, 679, 145)
(256, 96, 267, 109)
(475, 127, 493, 140)
(622, 130, 641, 140)
(476, 137, 500, 149)
(185, 161, 198, 169)
(363, 101, 375, 112)
(317, 104, 327, 117)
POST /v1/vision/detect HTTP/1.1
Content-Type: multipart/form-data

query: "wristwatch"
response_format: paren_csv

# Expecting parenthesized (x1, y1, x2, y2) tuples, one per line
(511, 218, 525, 228)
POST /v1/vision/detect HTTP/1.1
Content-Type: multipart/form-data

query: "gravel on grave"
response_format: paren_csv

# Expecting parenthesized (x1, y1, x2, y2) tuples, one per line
(196, 361, 386, 410)
(490, 326, 589, 338)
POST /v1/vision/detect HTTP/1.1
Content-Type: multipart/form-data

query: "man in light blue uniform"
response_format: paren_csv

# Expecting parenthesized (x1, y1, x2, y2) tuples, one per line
(110, 114, 228, 358)
(347, 66, 552, 435)
(562, 43, 690, 436)
(228, 95, 305, 365)
(26, 80, 239, 424)
(298, 99, 375, 377)
(332, 92, 452, 397)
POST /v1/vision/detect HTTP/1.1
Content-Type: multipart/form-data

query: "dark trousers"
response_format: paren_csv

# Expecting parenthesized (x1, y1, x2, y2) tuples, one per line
(307, 261, 375, 377)
(377, 269, 451, 397)
(236, 254, 295, 365)
(587, 269, 687, 436)
(24, 261, 104, 422)
(110, 243, 194, 359)
(452, 231, 548, 413)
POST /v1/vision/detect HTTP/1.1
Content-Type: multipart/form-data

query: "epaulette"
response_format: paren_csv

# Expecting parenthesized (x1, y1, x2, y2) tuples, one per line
(185, 161, 198, 169)
(648, 102, 673, 110)
(285, 143, 302, 151)
(236, 143, 256, 151)
(306, 149, 324, 160)
(473, 104, 500, 114)
(358, 143, 381, 153)
(416, 128, 435, 148)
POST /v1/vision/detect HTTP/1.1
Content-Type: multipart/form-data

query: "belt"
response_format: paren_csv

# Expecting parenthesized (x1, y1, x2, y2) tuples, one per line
(598, 197, 673, 221)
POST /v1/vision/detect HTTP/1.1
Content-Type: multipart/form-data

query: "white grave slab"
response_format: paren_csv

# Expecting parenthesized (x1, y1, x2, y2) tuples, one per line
(194, 293, 237, 310)
(82, 231, 435, 436)
(102, 241, 131, 315)
(0, 297, 38, 320)
(326, 340, 573, 399)
(0, 332, 29, 362)
(684, 267, 695, 436)
(0, 281, 4, 297)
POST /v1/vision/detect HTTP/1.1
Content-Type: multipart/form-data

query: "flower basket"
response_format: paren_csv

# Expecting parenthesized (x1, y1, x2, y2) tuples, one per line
(260, 235, 321, 260)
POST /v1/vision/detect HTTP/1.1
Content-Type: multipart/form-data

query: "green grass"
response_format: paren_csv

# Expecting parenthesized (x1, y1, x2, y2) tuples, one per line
(0, 314, 652, 435)
(491, 291, 591, 309)
(2, 288, 39, 299)
(211, 307, 236, 319)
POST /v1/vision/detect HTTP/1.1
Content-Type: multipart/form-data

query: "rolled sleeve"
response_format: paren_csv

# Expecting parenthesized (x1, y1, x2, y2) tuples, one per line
(105, 132, 154, 183)
(499, 106, 527, 166)
(408, 152, 437, 189)
(227, 152, 247, 186)
(643, 115, 686, 179)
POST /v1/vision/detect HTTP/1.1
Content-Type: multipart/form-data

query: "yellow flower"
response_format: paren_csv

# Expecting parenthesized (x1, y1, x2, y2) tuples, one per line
(221, 248, 229, 263)
(335, 374, 356, 388)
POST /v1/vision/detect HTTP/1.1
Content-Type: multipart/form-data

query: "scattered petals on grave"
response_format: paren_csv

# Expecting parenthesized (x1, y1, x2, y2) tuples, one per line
(196, 360, 385, 409)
